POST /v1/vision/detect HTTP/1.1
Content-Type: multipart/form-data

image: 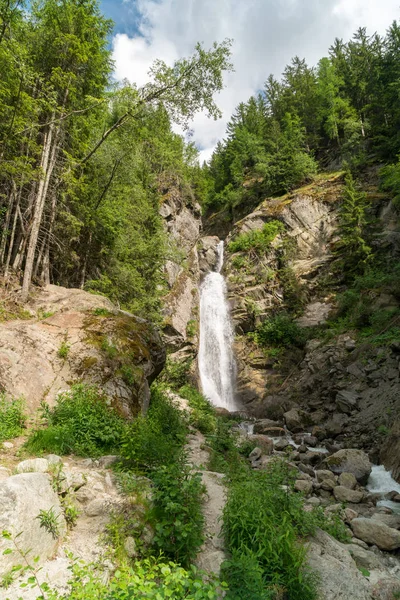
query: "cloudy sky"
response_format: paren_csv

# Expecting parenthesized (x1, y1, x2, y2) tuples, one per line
(101, 0, 399, 162)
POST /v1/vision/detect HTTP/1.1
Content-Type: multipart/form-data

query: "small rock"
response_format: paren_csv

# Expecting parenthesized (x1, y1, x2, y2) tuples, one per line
(85, 498, 107, 517)
(124, 536, 137, 558)
(284, 408, 309, 433)
(298, 444, 308, 453)
(321, 479, 336, 491)
(248, 435, 273, 455)
(46, 454, 63, 465)
(2, 441, 14, 449)
(307, 436, 318, 448)
(15, 458, 49, 474)
(298, 463, 315, 477)
(344, 508, 358, 523)
(338, 472, 357, 490)
(294, 480, 313, 495)
(307, 497, 321, 507)
(333, 486, 364, 504)
(346, 543, 383, 570)
(249, 447, 262, 462)
(98, 455, 119, 468)
(274, 438, 290, 451)
(253, 419, 282, 434)
(316, 469, 337, 483)
(335, 390, 359, 414)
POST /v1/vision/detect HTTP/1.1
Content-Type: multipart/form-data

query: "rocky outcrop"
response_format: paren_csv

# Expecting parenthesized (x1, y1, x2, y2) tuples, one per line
(0, 285, 165, 417)
(159, 188, 202, 351)
(380, 419, 400, 483)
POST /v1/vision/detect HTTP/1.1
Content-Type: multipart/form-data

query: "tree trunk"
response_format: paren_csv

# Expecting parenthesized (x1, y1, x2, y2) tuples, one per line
(21, 121, 58, 301)
(0, 180, 16, 264)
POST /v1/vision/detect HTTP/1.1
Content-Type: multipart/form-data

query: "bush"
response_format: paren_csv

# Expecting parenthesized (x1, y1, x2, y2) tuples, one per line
(0, 395, 25, 442)
(121, 385, 187, 471)
(149, 462, 206, 567)
(25, 384, 127, 457)
(254, 314, 306, 348)
(159, 356, 193, 390)
(228, 220, 285, 254)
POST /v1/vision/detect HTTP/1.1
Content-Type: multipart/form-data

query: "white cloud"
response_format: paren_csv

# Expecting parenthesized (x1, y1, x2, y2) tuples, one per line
(112, 0, 399, 162)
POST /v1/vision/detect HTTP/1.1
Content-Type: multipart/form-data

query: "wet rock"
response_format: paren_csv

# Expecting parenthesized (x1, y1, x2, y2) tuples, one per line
(333, 486, 364, 504)
(324, 449, 372, 485)
(253, 419, 282, 434)
(351, 518, 400, 550)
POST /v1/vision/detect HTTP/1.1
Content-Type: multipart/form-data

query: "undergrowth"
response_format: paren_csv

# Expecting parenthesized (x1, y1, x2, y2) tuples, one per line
(25, 384, 127, 457)
(228, 220, 285, 254)
(0, 394, 26, 442)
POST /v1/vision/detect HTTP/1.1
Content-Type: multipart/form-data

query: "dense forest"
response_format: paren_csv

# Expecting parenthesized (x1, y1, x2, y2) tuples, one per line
(203, 23, 400, 220)
(0, 0, 231, 317)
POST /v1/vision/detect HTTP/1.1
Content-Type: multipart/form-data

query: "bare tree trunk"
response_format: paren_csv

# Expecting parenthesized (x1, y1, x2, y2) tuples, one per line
(21, 121, 58, 301)
(4, 187, 23, 277)
(0, 180, 16, 264)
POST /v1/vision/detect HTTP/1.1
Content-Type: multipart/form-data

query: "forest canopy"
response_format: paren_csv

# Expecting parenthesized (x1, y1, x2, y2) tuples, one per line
(0, 0, 232, 315)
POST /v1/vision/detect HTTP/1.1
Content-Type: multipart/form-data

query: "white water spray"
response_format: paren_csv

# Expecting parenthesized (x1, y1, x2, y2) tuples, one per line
(198, 241, 237, 411)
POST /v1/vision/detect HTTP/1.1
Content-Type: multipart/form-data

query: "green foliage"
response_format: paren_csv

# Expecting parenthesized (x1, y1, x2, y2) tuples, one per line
(381, 160, 400, 210)
(327, 264, 400, 342)
(121, 385, 187, 471)
(179, 385, 217, 435)
(0, 395, 25, 442)
(228, 220, 285, 254)
(223, 460, 318, 600)
(46, 558, 224, 599)
(159, 356, 193, 390)
(334, 173, 372, 276)
(25, 384, 127, 457)
(149, 462, 205, 567)
(36, 507, 60, 539)
(254, 314, 306, 348)
(222, 550, 274, 600)
(101, 337, 118, 359)
(57, 341, 70, 359)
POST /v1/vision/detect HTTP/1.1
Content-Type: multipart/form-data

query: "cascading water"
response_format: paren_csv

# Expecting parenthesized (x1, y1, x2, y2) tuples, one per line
(198, 241, 237, 411)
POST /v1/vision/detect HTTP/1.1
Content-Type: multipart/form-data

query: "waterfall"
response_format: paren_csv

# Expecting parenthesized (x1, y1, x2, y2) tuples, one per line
(198, 240, 237, 411)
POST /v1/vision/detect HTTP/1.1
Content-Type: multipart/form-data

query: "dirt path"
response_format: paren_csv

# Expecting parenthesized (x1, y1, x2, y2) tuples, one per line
(186, 431, 227, 574)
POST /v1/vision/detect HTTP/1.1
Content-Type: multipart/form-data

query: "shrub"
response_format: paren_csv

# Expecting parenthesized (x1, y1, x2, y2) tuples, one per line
(228, 220, 285, 254)
(0, 395, 25, 442)
(149, 462, 206, 566)
(25, 384, 127, 457)
(57, 341, 70, 359)
(254, 314, 306, 348)
(121, 385, 187, 470)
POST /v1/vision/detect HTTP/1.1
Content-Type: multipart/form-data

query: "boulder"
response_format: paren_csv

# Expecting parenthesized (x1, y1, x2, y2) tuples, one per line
(335, 390, 359, 414)
(253, 419, 282, 434)
(284, 408, 309, 433)
(351, 518, 400, 551)
(249, 447, 262, 462)
(338, 472, 357, 490)
(0, 285, 165, 417)
(294, 480, 313, 495)
(0, 473, 66, 577)
(333, 486, 364, 504)
(15, 458, 50, 474)
(324, 449, 372, 485)
(274, 438, 291, 451)
(248, 435, 273, 455)
(307, 528, 373, 600)
(370, 513, 400, 530)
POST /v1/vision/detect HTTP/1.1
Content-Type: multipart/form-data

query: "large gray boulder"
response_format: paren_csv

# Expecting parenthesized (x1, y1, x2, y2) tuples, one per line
(0, 473, 66, 577)
(324, 449, 372, 485)
(351, 518, 400, 551)
(307, 528, 373, 600)
(333, 486, 364, 504)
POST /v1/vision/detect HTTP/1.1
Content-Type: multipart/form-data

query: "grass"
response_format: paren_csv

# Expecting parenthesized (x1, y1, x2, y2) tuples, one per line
(0, 394, 26, 442)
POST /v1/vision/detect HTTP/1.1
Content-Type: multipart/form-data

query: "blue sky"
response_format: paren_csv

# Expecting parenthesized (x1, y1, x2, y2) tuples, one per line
(104, 0, 399, 161)
(100, 0, 140, 36)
